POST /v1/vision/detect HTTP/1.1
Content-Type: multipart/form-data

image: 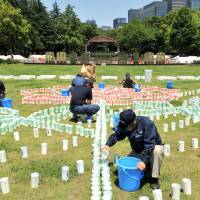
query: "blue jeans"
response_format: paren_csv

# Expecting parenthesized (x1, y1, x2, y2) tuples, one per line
(70, 104, 100, 117)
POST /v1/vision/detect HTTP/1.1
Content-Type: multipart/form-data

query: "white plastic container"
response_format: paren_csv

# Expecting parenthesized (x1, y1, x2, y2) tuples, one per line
(178, 120, 184, 129)
(192, 138, 198, 149)
(31, 172, 39, 189)
(72, 136, 78, 147)
(163, 144, 170, 156)
(182, 178, 191, 195)
(33, 128, 39, 138)
(20, 146, 28, 158)
(139, 197, 149, 200)
(144, 70, 153, 83)
(76, 160, 84, 174)
(62, 139, 68, 151)
(178, 141, 185, 152)
(41, 143, 48, 155)
(171, 122, 176, 131)
(0, 150, 6, 163)
(13, 131, 20, 141)
(171, 183, 180, 200)
(152, 189, 162, 200)
(163, 124, 168, 133)
(61, 166, 70, 181)
(0, 177, 9, 193)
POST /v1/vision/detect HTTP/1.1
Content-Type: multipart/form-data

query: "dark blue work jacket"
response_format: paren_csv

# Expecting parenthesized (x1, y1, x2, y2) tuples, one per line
(106, 116, 162, 163)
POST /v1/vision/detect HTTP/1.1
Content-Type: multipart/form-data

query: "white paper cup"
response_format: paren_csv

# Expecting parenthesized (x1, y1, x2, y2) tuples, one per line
(76, 160, 84, 174)
(61, 166, 70, 181)
(0, 177, 9, 193)
(41, 143, 48, 155)
(21, 146, 28, 158)
(182, 178, 191, 195)
(31, 172, 39, 189)
(0, 150, 6, 163)
(171, 183, 180, 200)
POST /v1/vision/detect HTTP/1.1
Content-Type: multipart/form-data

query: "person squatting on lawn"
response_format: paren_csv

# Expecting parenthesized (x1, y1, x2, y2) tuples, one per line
(0, 80, 6, 107)
(120, 73, 137, 88)
(103, 109, 164, 190)
(69, 79, 100, 122)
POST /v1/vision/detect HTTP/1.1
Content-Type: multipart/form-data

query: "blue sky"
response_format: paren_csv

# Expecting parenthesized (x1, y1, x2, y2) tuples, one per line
(42, 0, 154, 27)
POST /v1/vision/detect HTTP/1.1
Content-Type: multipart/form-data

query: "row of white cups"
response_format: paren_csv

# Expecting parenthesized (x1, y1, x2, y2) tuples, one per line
(139, 178, 191, 200)
(91, 103, 112, 200)
(0, 159, 85, 194)
(0, 134, 79, 162)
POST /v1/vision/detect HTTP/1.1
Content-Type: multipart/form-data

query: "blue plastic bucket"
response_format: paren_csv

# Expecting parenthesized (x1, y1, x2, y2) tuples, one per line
(61, 89, 69, 96)
(98, 82, 105, 90)
(116, 157, 144, 192)
(134, 84, 141, 92)
(1, 98, 12, 108)
(166, 81, 174, 89)
(113, 112, 120, 128)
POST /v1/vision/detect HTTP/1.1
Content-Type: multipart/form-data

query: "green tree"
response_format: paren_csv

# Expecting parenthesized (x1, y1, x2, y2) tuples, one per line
(50, 1, 61, 19)
(81, 23, 99, 42)
(169, 7, 196, 55)
(56, 4, 84, 53)
(0, 0, 31, 54)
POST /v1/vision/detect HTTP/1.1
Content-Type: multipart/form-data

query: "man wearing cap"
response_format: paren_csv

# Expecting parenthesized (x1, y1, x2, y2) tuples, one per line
(103, 109, 163, 190)
(69, 79, 100, 122)
(0, 80, 6, 107)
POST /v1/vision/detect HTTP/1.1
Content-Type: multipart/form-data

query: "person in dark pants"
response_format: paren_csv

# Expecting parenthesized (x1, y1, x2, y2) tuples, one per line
(103, 109, 163, 190)
(121, 73, 137, 88)
(69, 79, 100, 122)
(0, 80, 6, 107)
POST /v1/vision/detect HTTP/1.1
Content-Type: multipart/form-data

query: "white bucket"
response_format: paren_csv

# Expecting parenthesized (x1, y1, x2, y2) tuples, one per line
(31, 172, 39, 188)
(41, 143, 48, 155)
(62, 139, 68, 151)
(77, 160, 84, 174)
(182, 178, 191, 195)
(0, 150, 6, 163)
(61, 166, 70, 181)
(192, 138, 198, 149)
(13, 131, 20, 141)
(87, 119, 92, 128)
(171, 183, 180, 200)
(0, 177, 9, 194)
(178, 141, 184, 152)
(152, 189, 162, 200)
(72, 136, 78, 147)
(20, 146, 28, 158)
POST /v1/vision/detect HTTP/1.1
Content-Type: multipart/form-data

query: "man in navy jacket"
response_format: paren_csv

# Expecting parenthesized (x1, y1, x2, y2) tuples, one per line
(103, 109, 163, 190)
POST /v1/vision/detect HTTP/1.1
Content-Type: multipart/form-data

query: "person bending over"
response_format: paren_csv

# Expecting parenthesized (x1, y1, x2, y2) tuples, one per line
(121, 73, 137, 88)
(103, 109, 163, 190)
(69, 79, 100, 122)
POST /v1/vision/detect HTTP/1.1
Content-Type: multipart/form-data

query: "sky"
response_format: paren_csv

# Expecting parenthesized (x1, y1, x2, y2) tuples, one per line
(42, 0, 154, 27)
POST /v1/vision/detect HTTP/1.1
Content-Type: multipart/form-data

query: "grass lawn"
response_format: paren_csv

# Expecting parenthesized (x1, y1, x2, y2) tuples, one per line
(0, 64, 199, 200)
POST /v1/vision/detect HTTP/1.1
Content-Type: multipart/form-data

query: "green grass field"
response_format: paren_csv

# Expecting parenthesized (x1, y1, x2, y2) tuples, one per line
(0, 64, 199, 200)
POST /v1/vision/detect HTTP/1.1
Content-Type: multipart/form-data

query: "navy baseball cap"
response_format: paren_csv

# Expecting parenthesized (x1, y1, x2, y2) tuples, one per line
(118, 109, 136, 129)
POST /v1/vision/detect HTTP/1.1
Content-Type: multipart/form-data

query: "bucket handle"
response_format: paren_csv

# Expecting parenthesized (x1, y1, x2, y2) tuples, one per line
(122, 168, 142, 182)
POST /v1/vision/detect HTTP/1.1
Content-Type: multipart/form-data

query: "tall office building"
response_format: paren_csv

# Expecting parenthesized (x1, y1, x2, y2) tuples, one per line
(113, 18, 127, 29)
(142, 1, 168, 19)
(190, 0, 200, 10)
(166, 0, 188, 11)
(128, 9, 142, 22)
(86, 19, 96, 25)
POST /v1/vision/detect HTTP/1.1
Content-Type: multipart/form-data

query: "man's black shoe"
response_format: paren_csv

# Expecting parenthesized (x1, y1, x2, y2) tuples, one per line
(69, 117, 79, 123)
(150, 178, 160, 190)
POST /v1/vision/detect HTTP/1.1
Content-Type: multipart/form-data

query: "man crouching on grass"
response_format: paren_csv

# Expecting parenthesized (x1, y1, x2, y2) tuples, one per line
(103, 109, 164, 190)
